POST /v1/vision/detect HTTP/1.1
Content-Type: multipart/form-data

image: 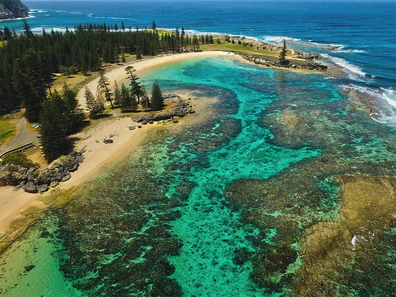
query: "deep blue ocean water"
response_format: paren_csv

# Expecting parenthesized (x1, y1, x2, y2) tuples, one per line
(2, 0, 396, 91)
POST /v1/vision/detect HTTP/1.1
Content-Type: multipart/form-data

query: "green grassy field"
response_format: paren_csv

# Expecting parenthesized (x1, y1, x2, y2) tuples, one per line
(200, 40, 279, 56)
(0, 118, 17, 147)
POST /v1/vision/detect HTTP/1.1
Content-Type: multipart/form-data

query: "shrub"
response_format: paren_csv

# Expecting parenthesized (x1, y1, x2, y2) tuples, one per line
(1, 152, 38, 168)
(7, 165, 19, 173)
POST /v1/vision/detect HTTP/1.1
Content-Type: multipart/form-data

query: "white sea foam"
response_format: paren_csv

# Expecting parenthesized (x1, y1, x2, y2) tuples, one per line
(343, 84, 396, 125)
(262, 35, 301, 43)
(159, 28, 229, 38)
(341, 84, 379, 95)
(41, 27, 70, 33)
(31, 26, 74, 34)
(29, 10, 47, 14)
(31, 26, 47, 33)
(382, 88, 396, 109)
(0, 15, 36, 23)
(335, 49, 366, 54)
(309, 41, 344, 50)
(321, 54, 366, 77)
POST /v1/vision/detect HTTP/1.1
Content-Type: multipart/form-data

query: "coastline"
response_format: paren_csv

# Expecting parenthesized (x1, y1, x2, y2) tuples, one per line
(0, 40, 394, 297)
(0, 53, 226, 253)
(0, 47, 376, 255)
(60, 117, 150, 189)
(0, 48, 365, 250)
(77, 51, 237, 111)
(0, 118, 152, 252)
(0, 51, 232, 250)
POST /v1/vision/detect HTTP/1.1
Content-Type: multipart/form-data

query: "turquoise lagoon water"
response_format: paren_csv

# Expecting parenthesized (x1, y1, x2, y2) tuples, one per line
(1, 57, 396, 296)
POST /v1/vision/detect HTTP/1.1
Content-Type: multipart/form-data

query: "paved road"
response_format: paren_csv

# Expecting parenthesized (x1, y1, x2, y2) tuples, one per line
(0, 118, 39, 156)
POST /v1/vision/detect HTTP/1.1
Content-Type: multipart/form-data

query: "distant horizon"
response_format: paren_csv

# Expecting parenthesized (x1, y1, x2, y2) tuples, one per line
(22, 0, 396, 2)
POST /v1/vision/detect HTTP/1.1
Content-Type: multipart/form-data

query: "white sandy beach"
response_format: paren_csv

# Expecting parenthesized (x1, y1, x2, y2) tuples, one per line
(61, 117, 149, 189)
(0, 188, 43, 234)
(0, 118, 149, 241)
(77, 51, 234, 110)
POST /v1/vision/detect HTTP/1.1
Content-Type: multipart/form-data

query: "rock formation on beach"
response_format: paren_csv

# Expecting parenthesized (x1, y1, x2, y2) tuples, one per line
(0, 0, 28, 20)
(0, 149, 85, 193)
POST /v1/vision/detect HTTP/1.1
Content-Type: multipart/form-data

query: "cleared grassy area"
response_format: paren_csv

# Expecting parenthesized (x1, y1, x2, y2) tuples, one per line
(50, 55, 138, 94)
(51, 72, 96, 94)
(25, 146, 48, 168)
(0, 118, 17, 148)
(201, 42, 279, 56)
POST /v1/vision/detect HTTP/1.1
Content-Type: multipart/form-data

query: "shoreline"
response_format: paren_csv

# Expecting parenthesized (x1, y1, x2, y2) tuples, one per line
(1, 51, 232, 246)
(0, 118, 152, 253)
(0, 70, 219, 253)
(0, 117, 152, 252)
(77, 51, 237, 111)
(0, 48, 360, 253)
(61, 117, 150, 189)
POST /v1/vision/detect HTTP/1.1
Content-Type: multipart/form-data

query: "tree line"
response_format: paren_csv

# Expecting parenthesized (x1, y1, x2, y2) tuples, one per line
(42, 68, 163, 162)
(0, 20, 214, 114)
(0, 20, 194, 162)
(84, 66, 164, 119)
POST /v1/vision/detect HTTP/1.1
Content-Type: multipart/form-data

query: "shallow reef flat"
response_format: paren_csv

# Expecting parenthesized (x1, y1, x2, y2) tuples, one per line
(0, 56, 395, 296)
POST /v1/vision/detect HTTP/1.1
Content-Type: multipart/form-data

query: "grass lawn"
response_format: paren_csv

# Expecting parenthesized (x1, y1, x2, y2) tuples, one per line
(201, 42, 279, 56)
(50, 55, 138, 94)
(0, 118, 17, 148)
(51, 72, 100, 94)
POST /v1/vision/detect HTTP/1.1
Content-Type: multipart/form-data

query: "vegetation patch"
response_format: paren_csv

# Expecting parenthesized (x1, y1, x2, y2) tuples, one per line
(1, 152, 38, 168)
(0, 118, 17, 147)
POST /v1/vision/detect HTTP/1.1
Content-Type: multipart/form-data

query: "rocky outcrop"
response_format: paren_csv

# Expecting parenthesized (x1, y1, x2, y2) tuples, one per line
(131, 95, 194, 124)
(0, 0, 29, 20)
(235, 52, 327, 71)
(295, 52, 320, 60)
(0, 149, 85, 193)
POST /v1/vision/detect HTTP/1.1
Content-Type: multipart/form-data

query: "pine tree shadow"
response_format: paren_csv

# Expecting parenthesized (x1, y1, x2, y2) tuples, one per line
(66, 137, 83, 152)
(96, 113, 113, 118)
(71, 120, 91, 134)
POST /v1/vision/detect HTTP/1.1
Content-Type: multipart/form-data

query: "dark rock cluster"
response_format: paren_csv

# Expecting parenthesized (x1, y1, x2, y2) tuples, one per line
(295, 52, 321, 60)
(132, 95, 194, 124)
(0, 149, 85, 193)
(236, 52, 327, 71)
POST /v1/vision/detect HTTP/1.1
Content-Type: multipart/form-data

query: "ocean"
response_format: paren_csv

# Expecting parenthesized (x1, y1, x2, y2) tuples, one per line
(1, 1, 396, 296)
(3, 0, 396, 89)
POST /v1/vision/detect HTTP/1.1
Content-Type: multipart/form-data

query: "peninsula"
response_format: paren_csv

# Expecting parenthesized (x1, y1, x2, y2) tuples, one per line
(0, 0, 28, 20)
